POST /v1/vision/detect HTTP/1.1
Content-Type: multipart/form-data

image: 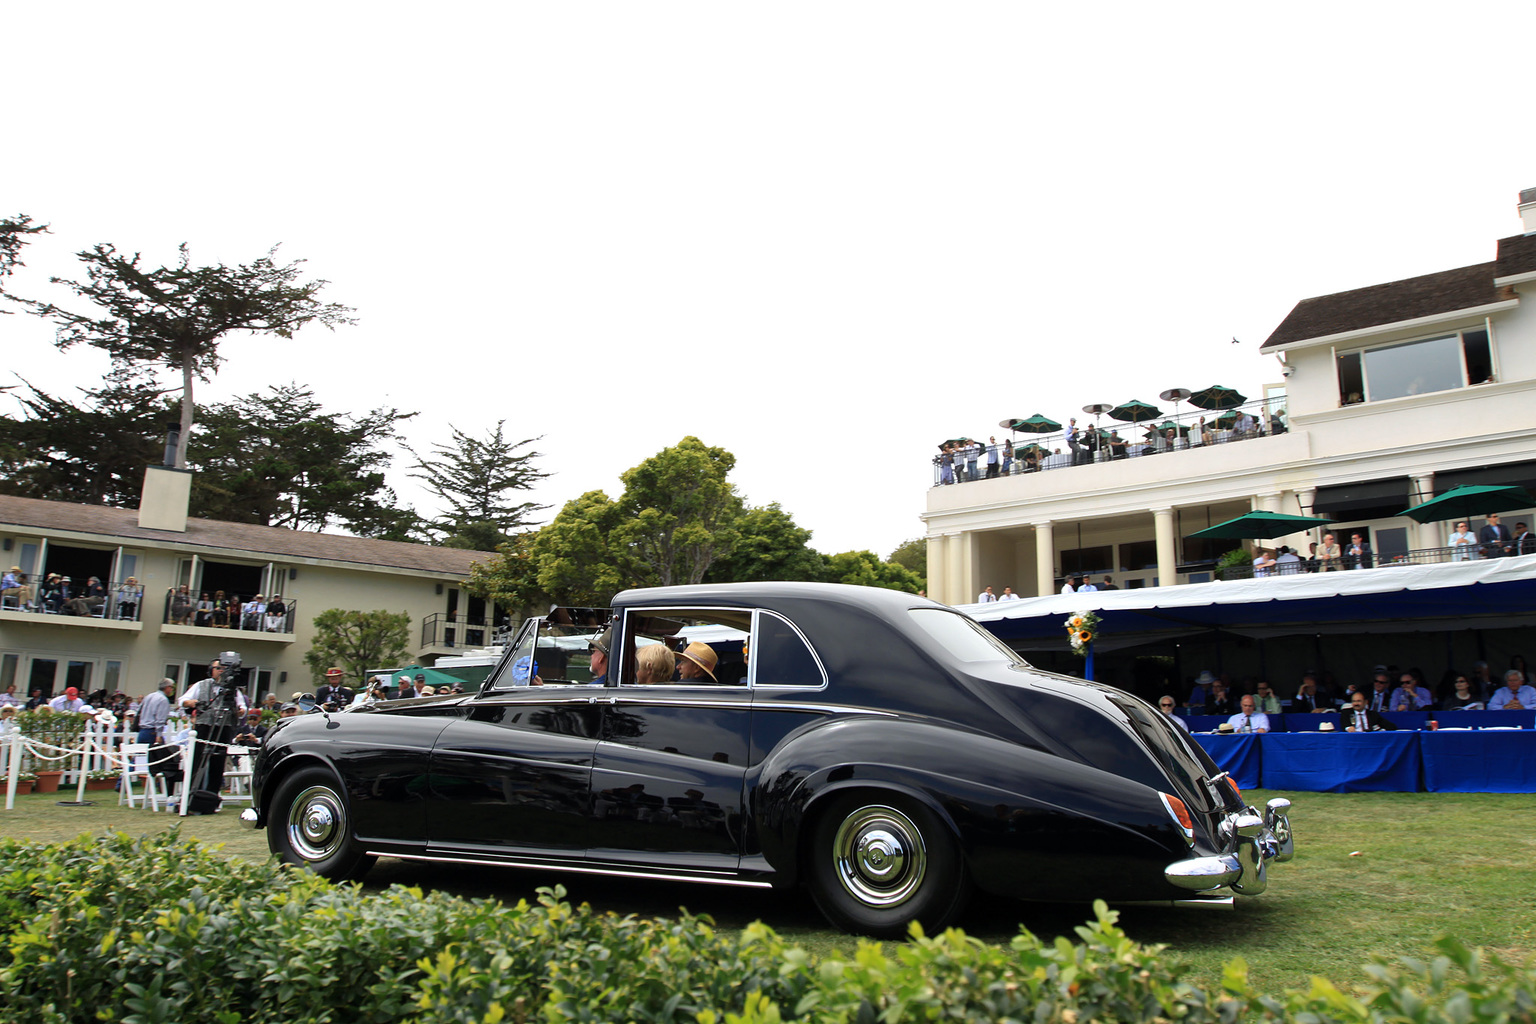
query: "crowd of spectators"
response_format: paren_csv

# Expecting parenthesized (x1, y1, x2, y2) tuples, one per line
(0, 570, 293, 631)
(1159, 657, 1536, 730)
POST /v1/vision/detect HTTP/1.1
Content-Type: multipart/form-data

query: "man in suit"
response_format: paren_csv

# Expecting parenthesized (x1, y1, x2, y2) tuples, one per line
(1479, 513, 1513, 558)
(1513, 521, 1535, 556)
(1341, 690, 1398, 732)
(1346, 533, 1374, 569)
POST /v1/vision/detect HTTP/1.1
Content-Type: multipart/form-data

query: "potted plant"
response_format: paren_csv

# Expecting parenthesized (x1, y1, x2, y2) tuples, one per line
(85, 769, 118, 791)
(12, 771, 36, 794)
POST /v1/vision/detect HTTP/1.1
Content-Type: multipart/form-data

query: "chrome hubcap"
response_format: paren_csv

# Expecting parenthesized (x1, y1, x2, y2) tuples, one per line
(832, 804, 927, 907)
(286, 785, 345, 862)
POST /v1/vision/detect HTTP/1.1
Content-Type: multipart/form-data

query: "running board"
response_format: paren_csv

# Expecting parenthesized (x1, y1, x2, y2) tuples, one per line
(368, 850, 775, 889)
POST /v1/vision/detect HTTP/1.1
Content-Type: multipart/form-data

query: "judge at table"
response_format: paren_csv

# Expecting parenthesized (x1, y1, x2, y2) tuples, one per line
(1225, 694, 1270, 733)
(1341, 691, 1398, 732)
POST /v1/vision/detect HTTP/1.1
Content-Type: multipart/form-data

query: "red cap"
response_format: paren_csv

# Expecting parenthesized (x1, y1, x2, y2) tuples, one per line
(65, 687, 79, 697)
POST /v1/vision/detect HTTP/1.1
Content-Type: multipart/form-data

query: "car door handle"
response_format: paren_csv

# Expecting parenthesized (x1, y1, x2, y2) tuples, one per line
(587, 695, 617, 705)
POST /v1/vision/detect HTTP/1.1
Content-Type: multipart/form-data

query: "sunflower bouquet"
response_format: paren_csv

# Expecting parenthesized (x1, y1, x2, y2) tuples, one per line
(1063, 609, 1101, 656)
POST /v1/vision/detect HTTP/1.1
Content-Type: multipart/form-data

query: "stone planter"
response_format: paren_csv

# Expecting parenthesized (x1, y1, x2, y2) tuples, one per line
(33, 770, 64, 794)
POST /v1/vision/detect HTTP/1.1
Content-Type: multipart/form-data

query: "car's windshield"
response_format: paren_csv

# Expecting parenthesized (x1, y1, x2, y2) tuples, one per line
(488, 619, 606, 688)
(906, 608, 1027, 666)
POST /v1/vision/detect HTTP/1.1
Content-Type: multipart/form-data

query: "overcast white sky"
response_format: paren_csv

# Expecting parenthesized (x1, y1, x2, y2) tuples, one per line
(5, 4, 1535, 557)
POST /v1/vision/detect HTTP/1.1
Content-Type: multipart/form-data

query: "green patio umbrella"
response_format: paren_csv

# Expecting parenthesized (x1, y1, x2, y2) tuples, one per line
(1396, 484, 1536, 523)
(1189, 385, 1246, 410)
(1146, 419, 1191, 436)
(1108, 399, 1163, 423)
(1000, 414, 1061, 433)
(1188, 510, 1336, 541)
(1212, 409, 1240, 428)
(937, 436, 975, 450)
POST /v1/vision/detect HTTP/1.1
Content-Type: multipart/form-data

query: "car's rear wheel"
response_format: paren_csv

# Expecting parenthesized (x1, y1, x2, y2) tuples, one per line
(806, 792, 969, 937)
(268, 767, 374, 881)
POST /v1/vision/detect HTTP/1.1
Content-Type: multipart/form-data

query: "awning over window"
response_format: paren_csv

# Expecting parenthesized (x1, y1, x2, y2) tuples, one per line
(1433, 460, 1536, 495)
(1311, 477, 1410, 517)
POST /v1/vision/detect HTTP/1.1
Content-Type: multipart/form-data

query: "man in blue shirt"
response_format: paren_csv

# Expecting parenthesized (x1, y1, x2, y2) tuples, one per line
(1489, 670, 1536, 710)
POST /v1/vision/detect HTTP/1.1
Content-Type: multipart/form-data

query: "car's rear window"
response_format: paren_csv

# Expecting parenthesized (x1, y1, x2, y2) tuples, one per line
(906, 608, 1027, 666)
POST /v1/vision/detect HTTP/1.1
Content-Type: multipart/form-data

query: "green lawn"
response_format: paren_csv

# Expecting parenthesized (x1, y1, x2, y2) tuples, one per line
(3, 788, 1532, 995)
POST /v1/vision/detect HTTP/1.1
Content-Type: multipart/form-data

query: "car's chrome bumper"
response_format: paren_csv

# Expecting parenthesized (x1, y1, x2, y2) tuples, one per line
(1164, 797, 1292, 894)
(237, 807, 261, 830)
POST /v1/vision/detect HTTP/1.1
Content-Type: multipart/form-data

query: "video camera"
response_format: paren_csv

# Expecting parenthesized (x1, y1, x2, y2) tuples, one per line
(195, 650, 246, 732)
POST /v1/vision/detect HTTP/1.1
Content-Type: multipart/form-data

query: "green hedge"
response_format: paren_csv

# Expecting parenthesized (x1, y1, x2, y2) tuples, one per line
(0, 830, 1531, 1023)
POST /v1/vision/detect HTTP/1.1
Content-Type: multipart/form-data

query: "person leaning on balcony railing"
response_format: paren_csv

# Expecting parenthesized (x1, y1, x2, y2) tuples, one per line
(1448, 521, 1478, 561)
(1479, 513, 1513, 558)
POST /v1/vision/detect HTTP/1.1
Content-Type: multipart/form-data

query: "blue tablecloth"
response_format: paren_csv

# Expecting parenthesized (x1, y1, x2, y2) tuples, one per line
(1421, 730, 1536, 793)
(1258, 732, 1421, 793)
(1192, 734, 1261, 790)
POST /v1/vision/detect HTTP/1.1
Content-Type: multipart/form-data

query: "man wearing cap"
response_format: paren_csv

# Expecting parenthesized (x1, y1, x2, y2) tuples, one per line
(1, 567, 33, 608)
(588, 629, 611, 685)
(136, 679, 177, 743)
(394, 674, 415, 699)
(676, 642, 719, 683)
(48, 686, 88, 712)
(239, 595, 264, 631)
(234, 707, 269, 748)
(180, 659, 249, 802)
(315, 668, 352, 707)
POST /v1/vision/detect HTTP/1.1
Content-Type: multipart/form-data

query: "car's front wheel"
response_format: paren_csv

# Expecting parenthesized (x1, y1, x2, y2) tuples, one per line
(806, 792, 969, 937)
(267, 767, 374, 881)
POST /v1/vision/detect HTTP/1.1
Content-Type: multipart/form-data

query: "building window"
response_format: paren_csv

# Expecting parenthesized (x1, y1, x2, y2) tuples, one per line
(1336, 328, 1492, 406)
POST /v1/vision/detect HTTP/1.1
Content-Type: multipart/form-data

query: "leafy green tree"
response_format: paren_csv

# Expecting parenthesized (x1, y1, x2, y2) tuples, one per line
(464, 531, 546, 616)
(824, 550, 924, 593)
(887, 537, 927, 581)
(19, 242, 354, 466)
(705, 502, 827, 583)
(532, 491, 635, 607)
(302, 608, 412, 688)
(407, 420, 550, 548)
(617, 436, 742, 587)
(0, 363, 175, 506)
(187, 384, 424, 536)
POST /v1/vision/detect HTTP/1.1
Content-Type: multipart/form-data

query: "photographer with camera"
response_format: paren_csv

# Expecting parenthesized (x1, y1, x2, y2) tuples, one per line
(179, 652, 249, 811)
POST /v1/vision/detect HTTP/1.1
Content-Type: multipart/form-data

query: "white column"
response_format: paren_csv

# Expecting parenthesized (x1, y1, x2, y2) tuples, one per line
(1034, 521, 1055, 597)
(1411, 473, 1437, 551)
(925, 535, 946, 600)
(945, 533, 965, 605)
(1255, 492, 1282, 513)
(1153, 508, 1178, 587)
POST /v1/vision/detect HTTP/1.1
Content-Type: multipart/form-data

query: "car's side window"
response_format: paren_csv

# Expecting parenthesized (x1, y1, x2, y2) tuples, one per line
(618, 607, 752, 686)
(750, 610, 826, 689)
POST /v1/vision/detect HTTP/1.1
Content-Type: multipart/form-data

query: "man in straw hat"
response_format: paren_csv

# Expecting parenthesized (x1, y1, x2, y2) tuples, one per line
(676, 641, 718, 683)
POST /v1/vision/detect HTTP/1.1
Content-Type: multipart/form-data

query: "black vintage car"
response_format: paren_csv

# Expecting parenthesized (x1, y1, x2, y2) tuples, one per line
(241, 582, 1292, 936)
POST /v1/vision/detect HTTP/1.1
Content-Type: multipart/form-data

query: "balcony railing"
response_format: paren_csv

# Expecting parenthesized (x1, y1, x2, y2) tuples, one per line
(1, 577, 146, 622)
(421, 613, 514, 650)
(1056, 544, 1507, 589)
(162, 591, 298, 634)
(935, 396, 1289, 486)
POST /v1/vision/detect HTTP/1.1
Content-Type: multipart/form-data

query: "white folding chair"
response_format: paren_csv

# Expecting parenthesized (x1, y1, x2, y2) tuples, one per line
(221, 745, 254, 804)
(117, 743, 152, 809)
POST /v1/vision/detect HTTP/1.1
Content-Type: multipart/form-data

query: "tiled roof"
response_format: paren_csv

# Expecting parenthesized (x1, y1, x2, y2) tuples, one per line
(1495, 232, 1536, 279)
(1260, 262, 1509, 351)
(0, 495, 489, 575)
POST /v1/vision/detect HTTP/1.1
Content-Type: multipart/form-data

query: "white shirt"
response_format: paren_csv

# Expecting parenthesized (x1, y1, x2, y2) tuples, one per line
(1226, 710, 1270, 733)
(977, 591, 995, 603)
(1060, 584, 1075, 594)
(999, 592, 1020, 601)
(1077, 583, 1097, 593)
(48, 695, 87, 712)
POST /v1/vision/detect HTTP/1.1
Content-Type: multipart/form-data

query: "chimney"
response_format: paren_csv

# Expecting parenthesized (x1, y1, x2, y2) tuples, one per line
(1521, 187, 1536, 234)
(138, 423, 192, 532)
